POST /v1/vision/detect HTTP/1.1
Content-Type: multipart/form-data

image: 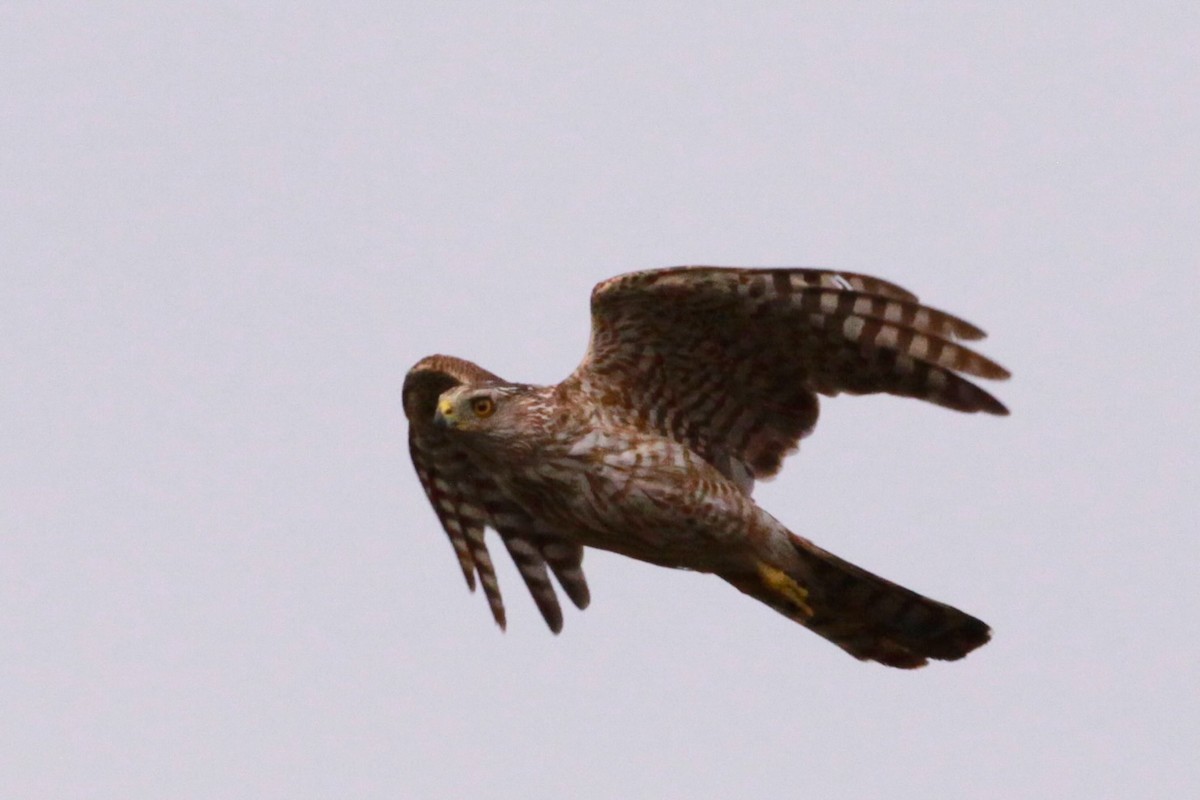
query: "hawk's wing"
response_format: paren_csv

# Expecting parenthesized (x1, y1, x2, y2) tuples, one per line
(570, 267, 1009, 492)
(402, 355, 590, 632)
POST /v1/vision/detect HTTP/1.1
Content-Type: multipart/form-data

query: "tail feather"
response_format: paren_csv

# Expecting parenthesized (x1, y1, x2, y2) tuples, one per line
(723, 534, 990, 669)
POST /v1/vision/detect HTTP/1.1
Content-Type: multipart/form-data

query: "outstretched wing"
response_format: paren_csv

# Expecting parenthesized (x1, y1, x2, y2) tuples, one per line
(570, 267, 1009, 492)
(402, 355, 590, 632)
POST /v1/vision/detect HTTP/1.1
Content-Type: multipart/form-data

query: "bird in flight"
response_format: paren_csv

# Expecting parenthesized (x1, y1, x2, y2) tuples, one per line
(403, 266, 1008, 668)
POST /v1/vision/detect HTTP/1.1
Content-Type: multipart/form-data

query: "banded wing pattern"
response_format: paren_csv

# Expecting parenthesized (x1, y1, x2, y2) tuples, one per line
(404, 355, 589, 632)
(575, 267, 1009, 490)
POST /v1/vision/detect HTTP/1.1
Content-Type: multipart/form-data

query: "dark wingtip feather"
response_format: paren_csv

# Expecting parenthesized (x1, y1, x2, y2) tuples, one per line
(922, 620, 992, 663)
(563, 582, 591, 610)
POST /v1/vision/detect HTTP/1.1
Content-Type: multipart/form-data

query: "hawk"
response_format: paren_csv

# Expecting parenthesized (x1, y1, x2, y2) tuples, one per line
(403, 266, 1008, 668)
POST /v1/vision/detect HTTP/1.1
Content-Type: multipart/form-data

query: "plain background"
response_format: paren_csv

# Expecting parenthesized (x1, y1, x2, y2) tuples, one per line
(3, 3, 1198, 798)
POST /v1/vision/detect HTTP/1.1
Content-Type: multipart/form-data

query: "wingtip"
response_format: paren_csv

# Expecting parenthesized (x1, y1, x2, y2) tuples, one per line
(984, 397, 1011, 416)
(989, 365, 1013, 381)
(954, 322, 988, 342)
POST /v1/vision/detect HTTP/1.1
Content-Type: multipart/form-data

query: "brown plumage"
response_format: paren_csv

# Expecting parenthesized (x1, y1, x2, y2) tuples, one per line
(402, 266, 1008, 668)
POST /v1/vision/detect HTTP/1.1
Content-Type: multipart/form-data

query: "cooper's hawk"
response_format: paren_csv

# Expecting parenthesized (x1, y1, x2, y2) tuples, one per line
(403, 266, 1008, 668)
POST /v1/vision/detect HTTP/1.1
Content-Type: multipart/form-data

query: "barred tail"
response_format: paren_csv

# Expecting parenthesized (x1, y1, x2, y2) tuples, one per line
(722, 533, 991, 669)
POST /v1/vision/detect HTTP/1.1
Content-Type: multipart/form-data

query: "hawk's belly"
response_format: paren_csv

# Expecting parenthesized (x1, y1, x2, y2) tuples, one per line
(499, 430, 762, 572)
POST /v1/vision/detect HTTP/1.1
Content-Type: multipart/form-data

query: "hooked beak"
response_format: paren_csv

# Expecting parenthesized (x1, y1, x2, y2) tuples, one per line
(434, 398, 456, 429)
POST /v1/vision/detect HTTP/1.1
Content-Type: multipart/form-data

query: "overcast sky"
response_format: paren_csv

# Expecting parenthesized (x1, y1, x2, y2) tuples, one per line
(3, 3, 1198, 798)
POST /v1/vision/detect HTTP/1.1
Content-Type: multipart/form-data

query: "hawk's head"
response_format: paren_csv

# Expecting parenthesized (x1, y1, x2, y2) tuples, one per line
(402, 354, 555, 461)
(434, 384, 527, 434)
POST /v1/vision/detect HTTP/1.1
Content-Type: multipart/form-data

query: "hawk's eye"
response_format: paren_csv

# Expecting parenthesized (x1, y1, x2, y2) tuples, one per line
(471, 397, 496, 418)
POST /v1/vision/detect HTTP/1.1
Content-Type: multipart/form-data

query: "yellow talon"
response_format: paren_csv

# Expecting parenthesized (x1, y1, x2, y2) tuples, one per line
(757, 562, 814, 618)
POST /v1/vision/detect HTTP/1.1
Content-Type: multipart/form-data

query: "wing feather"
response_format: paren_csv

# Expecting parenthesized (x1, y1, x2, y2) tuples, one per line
(572, 267, 1009, 490)
(403, 355, 590, 632)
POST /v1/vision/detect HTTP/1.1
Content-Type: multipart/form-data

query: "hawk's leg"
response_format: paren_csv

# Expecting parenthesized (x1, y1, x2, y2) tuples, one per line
(756, 562, 814, 619)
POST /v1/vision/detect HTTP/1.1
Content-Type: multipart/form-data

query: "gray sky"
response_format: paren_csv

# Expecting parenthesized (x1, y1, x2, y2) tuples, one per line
(3, 3, 1198, 797)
